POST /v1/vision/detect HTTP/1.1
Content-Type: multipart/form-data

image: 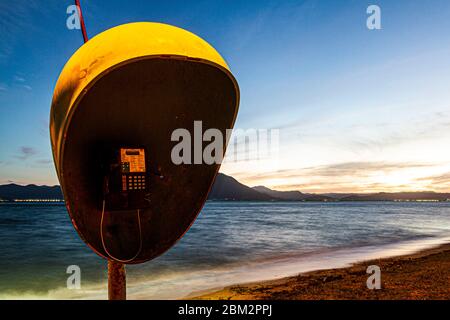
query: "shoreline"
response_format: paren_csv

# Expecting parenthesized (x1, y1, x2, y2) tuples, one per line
(0, 239, 449, 300)
(191, 243, 450, 300)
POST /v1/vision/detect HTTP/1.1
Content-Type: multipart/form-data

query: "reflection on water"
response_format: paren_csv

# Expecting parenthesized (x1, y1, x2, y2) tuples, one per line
(0, 201, 449, 299)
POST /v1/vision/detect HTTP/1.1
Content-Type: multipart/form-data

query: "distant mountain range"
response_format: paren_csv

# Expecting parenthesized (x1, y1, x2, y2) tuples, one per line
(252, 185, 334, 201)
(0, 184, 63, 201)
(1, 173, 450, 202)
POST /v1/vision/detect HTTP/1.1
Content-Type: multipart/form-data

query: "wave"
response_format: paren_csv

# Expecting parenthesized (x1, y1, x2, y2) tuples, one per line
(1, 235, 449, 300)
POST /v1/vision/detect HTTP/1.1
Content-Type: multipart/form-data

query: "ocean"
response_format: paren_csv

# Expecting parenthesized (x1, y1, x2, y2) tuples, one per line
(0, 201, 449, 299)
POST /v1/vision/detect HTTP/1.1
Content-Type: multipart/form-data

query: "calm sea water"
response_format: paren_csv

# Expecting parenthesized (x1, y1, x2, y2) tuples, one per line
(0, 201, 449, 299)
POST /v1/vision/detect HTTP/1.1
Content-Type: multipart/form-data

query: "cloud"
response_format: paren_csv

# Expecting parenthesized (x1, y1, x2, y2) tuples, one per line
(0, 2, 38, 64)
(0, 82, 8, 94)
(419, 172, 450, 184)
(301, 162, 433, 177)
(414, 172, 450, 192)
(39, 119, 49, 137)
(35, 159, 53, 165)
(15, 146, 38, 160)
(235, 161, 433, 181)
(276, 108, 450, 157)
(228, 161, 444, 193)
(13, 75, 25, 82)
(12, 74, 32, 91)
(0, 1, 56, 64)
(0, 75, 31, 92)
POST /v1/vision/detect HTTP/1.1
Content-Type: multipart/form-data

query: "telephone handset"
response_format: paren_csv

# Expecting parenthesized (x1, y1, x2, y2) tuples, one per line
(103, 147, 151, 211)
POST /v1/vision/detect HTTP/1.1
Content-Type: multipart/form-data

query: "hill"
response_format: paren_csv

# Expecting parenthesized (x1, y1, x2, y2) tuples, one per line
(2, 174, 450, 202)
(0, 173, 275, 202)
(341, 192, 450, 202)
(208, 174, 275, 201)
(253, 186, 333, 201)
(0, 184, 63, 201)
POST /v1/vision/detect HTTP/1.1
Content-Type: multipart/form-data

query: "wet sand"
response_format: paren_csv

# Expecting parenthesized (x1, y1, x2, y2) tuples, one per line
(193, 244, 450, 300)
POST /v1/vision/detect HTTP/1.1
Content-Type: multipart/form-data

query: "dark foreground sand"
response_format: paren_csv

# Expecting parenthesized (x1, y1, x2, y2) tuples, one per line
(193, 244, 450, 300)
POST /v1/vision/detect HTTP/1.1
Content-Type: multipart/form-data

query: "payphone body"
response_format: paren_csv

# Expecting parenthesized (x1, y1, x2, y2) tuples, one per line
(50, 22, 239, 263)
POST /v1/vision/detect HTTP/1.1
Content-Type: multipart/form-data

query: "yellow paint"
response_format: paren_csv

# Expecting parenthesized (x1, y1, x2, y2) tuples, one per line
(50, 22, 237, 176)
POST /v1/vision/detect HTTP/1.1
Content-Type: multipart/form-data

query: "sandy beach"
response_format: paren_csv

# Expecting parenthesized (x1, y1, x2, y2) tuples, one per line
(193, 243, 450, 300)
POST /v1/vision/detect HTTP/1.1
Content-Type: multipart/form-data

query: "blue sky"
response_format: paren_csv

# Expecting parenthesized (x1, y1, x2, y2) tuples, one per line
(1, 0, 450, 192)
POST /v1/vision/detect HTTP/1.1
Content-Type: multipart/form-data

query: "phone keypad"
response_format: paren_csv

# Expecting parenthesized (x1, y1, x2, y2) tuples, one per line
(126, 175, 146, 191)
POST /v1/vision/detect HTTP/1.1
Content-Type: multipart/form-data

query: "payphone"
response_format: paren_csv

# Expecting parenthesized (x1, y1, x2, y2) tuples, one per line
(50, 22, 240, 266)
(103, 148, 150, 211)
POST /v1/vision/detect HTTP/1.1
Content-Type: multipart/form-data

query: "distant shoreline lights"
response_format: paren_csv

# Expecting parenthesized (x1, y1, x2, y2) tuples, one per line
(2, 199, 65, 203)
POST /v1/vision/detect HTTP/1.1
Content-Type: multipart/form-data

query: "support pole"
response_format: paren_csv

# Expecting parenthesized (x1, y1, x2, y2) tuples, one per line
(108, 260, 126, 300)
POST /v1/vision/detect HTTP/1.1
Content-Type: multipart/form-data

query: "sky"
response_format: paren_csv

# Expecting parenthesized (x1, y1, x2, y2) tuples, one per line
(1, 0, 450, 193)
